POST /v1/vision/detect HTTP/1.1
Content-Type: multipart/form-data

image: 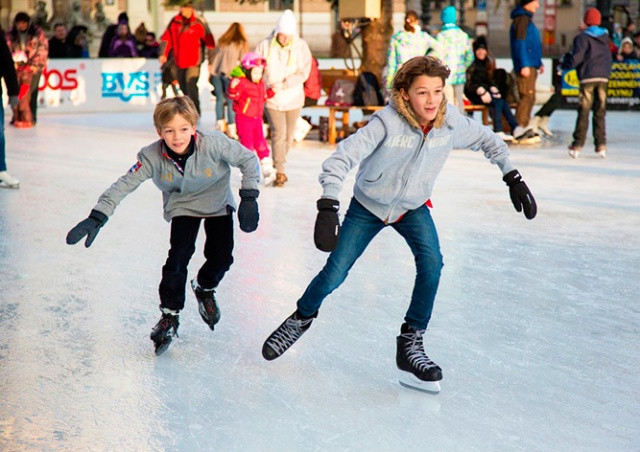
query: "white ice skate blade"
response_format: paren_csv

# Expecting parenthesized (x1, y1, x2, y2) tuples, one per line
(398, 371, 441, 394)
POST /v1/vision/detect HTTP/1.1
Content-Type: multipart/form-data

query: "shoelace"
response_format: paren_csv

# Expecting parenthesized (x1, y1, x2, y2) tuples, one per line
(268, 317, 312, 354)
(160, 317, 178, 337)
(401, 329, 437, 370)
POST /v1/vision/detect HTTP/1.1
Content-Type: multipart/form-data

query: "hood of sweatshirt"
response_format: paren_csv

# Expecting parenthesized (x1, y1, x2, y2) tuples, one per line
(510, 6, 532, 20)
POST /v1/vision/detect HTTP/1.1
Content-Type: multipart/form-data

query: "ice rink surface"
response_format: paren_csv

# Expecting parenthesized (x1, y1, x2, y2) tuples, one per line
(1, 109, 639, 451)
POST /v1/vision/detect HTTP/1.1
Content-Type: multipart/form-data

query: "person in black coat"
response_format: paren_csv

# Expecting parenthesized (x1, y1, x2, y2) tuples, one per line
(48, 22, 70, 58)
(0, 32, 21, 188)
(465, 36, 530, 142)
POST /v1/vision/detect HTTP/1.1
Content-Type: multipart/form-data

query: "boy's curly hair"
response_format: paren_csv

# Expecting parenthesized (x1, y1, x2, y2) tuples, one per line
(153, 96, 199, 129)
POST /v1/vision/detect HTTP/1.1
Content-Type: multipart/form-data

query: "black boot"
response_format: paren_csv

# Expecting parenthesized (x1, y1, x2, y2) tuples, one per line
(150, 310, 179, 356)
(262, 310, 317, 361)
(191, 280, 220, 330)
(396, 323, 442, 383)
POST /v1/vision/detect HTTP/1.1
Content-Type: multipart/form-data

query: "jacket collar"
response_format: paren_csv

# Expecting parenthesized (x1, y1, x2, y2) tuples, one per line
(389, 89, 448, 131)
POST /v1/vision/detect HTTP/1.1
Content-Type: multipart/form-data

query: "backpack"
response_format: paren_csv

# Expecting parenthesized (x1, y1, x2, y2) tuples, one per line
(353, 71, 384, 106)
(325, 79, 356, 106)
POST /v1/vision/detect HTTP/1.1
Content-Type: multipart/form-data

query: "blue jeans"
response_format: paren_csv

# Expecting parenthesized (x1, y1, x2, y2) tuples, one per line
(490, 97, 518, 133)
(0, 101, 6, 172)
(210, 74, 235, 124)
(297, 198, 443, 330)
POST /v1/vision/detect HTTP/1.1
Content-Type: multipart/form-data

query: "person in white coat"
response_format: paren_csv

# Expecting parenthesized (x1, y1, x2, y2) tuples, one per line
(255, 9, 312, 187)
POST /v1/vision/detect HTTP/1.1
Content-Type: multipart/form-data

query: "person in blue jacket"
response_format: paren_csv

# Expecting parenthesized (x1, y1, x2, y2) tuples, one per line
(561, 8, 612, 159)
(261, 56, 537, 393)
(510, 0, 543, 129)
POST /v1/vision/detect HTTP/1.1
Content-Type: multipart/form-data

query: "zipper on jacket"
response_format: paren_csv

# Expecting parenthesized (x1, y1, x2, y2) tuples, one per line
(243, 97, 251, 114)
(383, 130, 427, 223)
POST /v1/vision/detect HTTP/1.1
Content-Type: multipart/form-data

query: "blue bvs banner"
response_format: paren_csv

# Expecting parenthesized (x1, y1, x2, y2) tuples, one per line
(556, 58, 640, 110)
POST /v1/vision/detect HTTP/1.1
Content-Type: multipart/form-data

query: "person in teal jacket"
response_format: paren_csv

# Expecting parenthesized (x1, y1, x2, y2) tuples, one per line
(66, 96, 261, 355)
(261, 56, 537, 393)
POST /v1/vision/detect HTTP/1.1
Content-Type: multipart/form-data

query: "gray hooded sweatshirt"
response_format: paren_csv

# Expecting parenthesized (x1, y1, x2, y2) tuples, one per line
(319, 94, 515, 224)
(93, 130, 260, 222)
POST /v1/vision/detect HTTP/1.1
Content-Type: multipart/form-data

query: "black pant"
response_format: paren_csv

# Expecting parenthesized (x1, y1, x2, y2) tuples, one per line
(29, 71, 42, 123)
(177, 65, 201, 114)
(158, 215, 234, 311)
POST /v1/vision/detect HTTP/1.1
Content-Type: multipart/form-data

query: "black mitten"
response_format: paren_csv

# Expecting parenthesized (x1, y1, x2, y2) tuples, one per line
(238, 189, 259, 232)
(66, 210, 109, 247)
(314, 198, 340, 252)
(503, 170, 537, 219)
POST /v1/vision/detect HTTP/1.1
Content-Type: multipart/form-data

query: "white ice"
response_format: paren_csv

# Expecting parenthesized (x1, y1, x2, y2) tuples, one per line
(1, 109, 638, 450)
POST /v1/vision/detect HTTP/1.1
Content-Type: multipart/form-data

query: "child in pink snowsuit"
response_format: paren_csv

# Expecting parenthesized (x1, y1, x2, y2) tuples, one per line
(228, 52, 275, 181)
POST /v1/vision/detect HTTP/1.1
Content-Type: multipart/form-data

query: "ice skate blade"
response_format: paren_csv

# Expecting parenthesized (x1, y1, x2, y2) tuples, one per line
(398, 372, 441, 394)
(0, 182, 20, 189)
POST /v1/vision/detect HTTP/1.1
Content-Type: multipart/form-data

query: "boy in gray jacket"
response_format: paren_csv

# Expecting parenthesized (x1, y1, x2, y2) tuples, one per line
(67, 96, 261, 355)
(262, 56, 537, 393)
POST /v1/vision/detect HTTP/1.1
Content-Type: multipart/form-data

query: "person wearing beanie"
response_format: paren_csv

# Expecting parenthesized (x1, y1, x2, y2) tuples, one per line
(159, 2, 216, 114)
(385, 11, 439, 90)
(509, 0, 543, 129)
(435, 6, 473, 114)
(255, 9, 312, 187)
(560, 7, 612, 158)
(617, 36, 635, 61)
(465, 36, 536, 142)
(98, 11, 129, 57)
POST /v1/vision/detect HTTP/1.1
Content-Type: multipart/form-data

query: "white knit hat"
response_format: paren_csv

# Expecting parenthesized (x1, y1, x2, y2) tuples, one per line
(275, 9, 297, 36)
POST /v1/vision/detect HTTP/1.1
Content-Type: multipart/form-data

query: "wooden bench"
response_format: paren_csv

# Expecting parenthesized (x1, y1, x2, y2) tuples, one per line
(309, 69, 494, 144)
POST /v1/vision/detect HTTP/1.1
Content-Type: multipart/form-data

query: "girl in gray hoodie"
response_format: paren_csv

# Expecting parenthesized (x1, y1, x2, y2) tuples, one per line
(262, 56, 537, 393)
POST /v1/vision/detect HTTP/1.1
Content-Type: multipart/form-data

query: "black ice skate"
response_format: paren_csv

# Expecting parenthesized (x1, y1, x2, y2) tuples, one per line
(150, 311, 179, 356)
(396, 323, 442, 393)
(262, 310, 317, 361)
(191, 279, 220, 330)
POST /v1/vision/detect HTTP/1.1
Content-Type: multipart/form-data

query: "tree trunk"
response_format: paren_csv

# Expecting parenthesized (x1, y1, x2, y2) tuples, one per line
(360, 0, 393, 82)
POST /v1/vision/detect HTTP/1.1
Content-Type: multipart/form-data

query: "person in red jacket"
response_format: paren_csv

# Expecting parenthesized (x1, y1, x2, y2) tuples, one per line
(159, 1, 215, 114)
(228, 52, 275, 184)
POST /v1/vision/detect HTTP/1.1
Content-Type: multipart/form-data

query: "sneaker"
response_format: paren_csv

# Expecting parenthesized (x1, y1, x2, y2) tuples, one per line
(216, 119, 227, 133)
(150, 310, 180, 355)
(0, 171, 20, 189)
(537, 116, 553, 136)
(226, 123, 239, 140)
(595, 146, 606, 158)
(495, 131, 514, 142)
(262, 310, 317, 361)
(274, 172, 288, 188)
(396, 323, 442, 389)
(512, 125, 533, 140)
(191, 279, 220, 330)
(568, 144, 582, 159)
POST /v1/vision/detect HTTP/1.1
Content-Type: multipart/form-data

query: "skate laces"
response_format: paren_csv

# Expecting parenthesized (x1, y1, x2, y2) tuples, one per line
(160, 315, 179, 337)
(268, 316, 312, 354)
(400, 329, 437, 370)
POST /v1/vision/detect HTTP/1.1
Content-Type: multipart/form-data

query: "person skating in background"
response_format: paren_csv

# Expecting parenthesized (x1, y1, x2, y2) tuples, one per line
(261, 56, 537, 393)
(159, 1, 216, 115)
(5, 11, 48, 127)
(228, 52, 276, 185)
(561, 8, 612, 159)
(0, 31, 20, 188)
(209, 22, 248, 139)
(465, 36, 537, 143)
(385, 10, 439, 93)
(255, 9, 312, 187)
(435, 6, 473, 114)
(66, 96, 261, 355)
(510, 0, 543, 130)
